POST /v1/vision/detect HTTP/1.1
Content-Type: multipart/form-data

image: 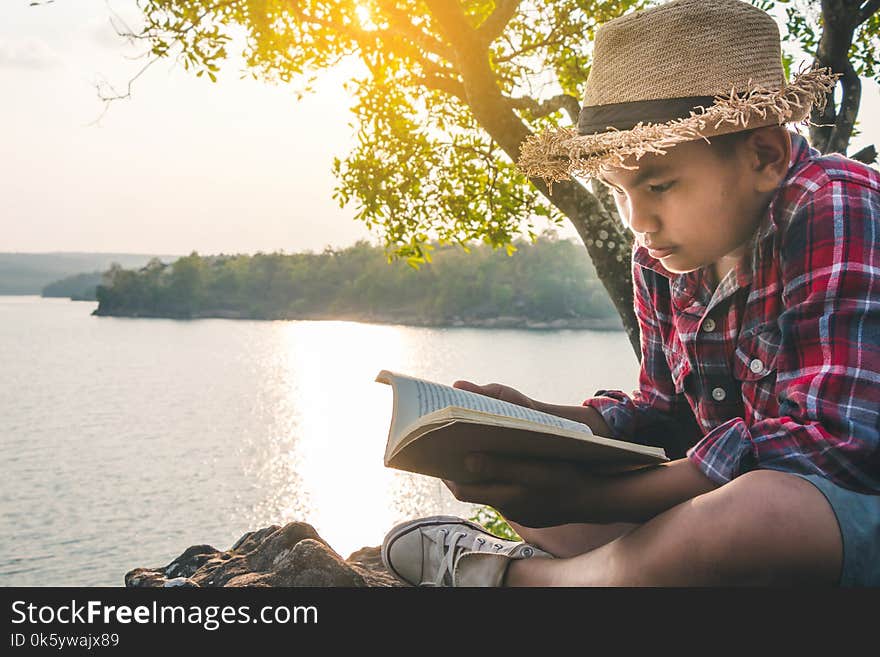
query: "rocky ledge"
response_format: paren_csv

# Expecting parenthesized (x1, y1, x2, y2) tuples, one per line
(125, 522, 402, 587)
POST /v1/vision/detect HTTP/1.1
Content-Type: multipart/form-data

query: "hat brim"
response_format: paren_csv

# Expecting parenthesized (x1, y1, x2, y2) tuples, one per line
(516, 67, 839, 185)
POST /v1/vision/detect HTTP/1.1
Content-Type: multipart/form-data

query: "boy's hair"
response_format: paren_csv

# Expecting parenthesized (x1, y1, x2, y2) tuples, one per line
(707, 129, 757, 159)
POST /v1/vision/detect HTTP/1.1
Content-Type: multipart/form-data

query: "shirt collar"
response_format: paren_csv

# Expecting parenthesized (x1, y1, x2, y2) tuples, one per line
(632, 130, 818, 280)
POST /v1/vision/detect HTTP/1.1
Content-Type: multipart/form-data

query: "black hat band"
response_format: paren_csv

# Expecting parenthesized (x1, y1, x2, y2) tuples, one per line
(577, 96, 718, 135)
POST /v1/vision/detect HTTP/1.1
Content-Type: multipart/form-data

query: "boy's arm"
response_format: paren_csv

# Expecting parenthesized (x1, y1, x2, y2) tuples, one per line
(449, 385, 715, 524)
(590, 458, 718, 523)
(445, 453, 718, 527)
(528, 403, 719, 521)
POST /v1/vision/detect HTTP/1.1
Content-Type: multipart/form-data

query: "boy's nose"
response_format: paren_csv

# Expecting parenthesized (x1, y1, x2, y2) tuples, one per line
(623, 199, 661, 237)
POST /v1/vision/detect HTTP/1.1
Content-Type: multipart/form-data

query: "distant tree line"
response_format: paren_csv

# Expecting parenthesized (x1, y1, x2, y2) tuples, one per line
(93, 234, 620, 327)
(0, 253, 169, 295)
(42, 272, 103, 300)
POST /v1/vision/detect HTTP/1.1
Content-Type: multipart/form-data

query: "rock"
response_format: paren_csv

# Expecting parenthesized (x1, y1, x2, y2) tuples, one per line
(163, 577, 199, 587)
(125, 521, 404, 587)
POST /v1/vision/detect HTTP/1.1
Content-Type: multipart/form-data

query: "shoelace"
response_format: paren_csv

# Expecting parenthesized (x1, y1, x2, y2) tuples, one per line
(429, 528, 512, 586)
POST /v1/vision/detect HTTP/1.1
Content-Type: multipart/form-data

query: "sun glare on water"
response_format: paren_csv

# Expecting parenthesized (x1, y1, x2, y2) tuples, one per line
(252, 321, 405, 555)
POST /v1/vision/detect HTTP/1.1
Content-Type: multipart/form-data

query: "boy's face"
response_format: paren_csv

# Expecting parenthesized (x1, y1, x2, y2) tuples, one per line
(596, 128, 790, 276)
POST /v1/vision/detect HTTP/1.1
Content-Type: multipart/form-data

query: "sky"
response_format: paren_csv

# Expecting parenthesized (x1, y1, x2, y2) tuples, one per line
(1, 0, 878, 256)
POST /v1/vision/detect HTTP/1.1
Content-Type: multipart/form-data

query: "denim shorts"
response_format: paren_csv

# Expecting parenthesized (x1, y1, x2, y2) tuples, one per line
(790, 473, 880, 587)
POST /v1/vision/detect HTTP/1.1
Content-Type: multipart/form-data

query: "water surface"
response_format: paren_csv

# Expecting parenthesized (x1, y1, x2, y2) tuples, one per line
(0, 296, 640, 585)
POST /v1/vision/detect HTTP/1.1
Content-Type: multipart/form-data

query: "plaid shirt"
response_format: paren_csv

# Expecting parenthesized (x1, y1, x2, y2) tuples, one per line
(584, 132, 880, 493)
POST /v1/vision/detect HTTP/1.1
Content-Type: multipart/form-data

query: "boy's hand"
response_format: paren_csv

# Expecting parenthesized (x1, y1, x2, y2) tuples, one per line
(442, 453, 606, 528)
(453, 380, 536, 410)
(447, 380, 593, 526)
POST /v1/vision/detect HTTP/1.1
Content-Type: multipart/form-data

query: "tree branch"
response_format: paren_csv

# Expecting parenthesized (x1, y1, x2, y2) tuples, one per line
(509, 94, 580, 124)
(417, 72, 467, 102)
(810, 0, 859, 152)
(422, 0, 475, 51)
(287, 1, 457, 85)
(95, 54, 161, 103)
(286, 1, 373, 52)
(285, 2, 407, 82)
(375, 0, 455, 61)
(477, 0, 522, 46)
(859, 0, 880, 22)
(827, 59, 862, 153)
(850, 144, 877, 164)
(493, 33, 568, 63)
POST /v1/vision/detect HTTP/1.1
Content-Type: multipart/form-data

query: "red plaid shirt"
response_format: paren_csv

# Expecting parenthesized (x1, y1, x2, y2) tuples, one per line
(584, 132, 880, 493)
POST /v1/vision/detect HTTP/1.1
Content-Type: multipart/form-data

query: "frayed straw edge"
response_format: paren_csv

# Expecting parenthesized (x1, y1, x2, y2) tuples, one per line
(517, 67, 840, 194)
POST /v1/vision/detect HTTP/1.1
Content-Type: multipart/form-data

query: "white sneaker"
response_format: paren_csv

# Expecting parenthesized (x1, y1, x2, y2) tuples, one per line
(381, 515, 552, 587)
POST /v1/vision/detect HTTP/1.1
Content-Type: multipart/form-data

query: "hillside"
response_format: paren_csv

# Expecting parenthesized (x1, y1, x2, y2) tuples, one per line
(0, 253, 179, 295)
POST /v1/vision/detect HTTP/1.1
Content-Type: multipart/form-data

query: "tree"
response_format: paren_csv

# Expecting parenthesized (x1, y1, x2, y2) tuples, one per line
(88, 0, 878, 357)
(169, 252, 205, 314)
(784, 0, 880, 158)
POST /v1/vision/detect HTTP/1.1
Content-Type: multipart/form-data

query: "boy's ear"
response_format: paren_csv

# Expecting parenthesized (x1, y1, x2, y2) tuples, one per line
(745, 126, 791, 193)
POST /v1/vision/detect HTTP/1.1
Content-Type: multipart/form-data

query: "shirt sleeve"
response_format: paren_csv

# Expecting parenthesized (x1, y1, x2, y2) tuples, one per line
(583, 252, 702, 459)
(687, 175, 880, 491)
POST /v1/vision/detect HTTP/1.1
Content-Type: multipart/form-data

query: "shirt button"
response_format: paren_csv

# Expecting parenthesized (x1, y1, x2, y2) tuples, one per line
(749, 358, 764, 374)
(702, 318, 716, 332)
(711, 387, 727, 401)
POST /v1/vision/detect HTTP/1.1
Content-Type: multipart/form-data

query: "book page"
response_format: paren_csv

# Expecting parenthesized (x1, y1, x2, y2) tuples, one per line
(378, 370, 593, 437)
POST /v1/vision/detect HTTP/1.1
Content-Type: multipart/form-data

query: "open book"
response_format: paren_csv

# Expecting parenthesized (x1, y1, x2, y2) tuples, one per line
(376, 370, 667, 483)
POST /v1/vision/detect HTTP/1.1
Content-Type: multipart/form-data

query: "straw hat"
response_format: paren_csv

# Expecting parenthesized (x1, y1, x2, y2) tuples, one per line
(516, 0, 840, 186)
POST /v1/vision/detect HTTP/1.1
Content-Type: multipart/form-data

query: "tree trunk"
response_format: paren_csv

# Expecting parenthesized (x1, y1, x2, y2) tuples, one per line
(809, 0, 862, 155)
(449, 31, 642, 360)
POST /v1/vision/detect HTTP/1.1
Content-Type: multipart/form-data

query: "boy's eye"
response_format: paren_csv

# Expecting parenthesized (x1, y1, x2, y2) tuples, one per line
(648, 181, 674, 193)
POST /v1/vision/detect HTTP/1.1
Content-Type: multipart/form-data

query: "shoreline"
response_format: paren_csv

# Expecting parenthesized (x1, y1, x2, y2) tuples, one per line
(91, 308, 624, 331)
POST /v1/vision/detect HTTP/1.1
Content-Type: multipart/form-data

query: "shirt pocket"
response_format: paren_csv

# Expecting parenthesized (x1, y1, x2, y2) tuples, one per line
(732, 324, 781, 422)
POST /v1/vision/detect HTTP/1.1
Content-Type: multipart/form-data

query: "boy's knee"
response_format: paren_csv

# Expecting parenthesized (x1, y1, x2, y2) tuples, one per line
(720, 468, 831, 515)
(683, 469, 841, 583)
(696, 469, 832, 534)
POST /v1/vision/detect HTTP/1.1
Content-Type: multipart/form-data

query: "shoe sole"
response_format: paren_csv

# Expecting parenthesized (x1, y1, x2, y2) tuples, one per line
(381, 515, 510, 586)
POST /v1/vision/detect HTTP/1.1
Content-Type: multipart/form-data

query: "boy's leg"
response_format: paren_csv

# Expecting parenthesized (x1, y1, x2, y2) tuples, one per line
(505, 469, 843, 586)
(507, 520, 638, 558)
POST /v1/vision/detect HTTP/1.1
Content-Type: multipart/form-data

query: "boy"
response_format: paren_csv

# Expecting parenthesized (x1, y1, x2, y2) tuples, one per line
(381, 0, 880, 586)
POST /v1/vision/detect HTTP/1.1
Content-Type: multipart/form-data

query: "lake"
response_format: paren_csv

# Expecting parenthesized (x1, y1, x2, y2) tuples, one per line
(0, 295, 640, 586)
